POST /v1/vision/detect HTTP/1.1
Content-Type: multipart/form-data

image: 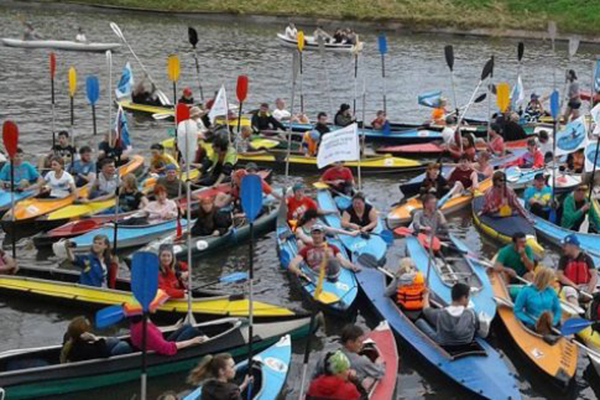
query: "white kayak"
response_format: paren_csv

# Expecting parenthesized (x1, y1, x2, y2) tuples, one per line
(276, 33, 356, 53)
(2, 38, 121, 52)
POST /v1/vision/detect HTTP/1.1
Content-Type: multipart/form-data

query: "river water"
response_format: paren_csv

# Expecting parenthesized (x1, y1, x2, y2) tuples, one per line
(1, 1, 600, 399)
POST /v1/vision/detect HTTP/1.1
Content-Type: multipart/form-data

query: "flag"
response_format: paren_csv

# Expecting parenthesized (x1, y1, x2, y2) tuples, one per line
(114, 105, 131, 148)
(208, 85, 228, 124)
(417, 90, 442, 108)
(316, 123, 359, 169)
(591, 103, 600, 135)
(510, 75, 524, 109)
(585, 140, 600, 173)
(555, 115, 588, 156)
(594, 60, 600, 93)
(115, 62, 134, 99)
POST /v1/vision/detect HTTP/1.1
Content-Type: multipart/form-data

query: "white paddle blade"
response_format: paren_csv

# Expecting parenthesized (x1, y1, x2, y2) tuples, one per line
(109, 22, 124, 40)
(177, 120, 199, 164)
(548, 21, 557, 40)
(569, 37, 580, 58)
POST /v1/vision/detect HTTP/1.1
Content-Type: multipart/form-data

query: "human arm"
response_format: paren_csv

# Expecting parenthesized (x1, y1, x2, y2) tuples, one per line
(494, 248, 518, 278)
(336, 252, 360, 272)
(384, 276, 399, 297)
(324, 225, 359, 237)
(288, 254, 310, 279)
(270, 116, 285, 131)
(359, 207, 378, 233)
(341, 211, 360, 230)
(0, 252, 18, 274)
(533, 151, 545, 168)
(214, 212, 232, 236)
(556, 259, 579, 288)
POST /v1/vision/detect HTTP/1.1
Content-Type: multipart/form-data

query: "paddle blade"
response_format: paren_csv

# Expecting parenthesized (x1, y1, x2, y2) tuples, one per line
(131, 252, 159, 312)
(379, 230, 394, 245)
(188, 26, 199, 48)
(96, 305, 125, 328)
(393, 227, 414, 237)
(49, 52, 56, 79)
(297, 31, 305, 52)
(474, 93, 487, 103)
(240, 174, 263, 222)
(550, 90, 560, 120)
(86, 75, 100, 105)
(176, 102, 190, 123)
(444, 45, 454, 71)
(518, 42, 524, 61)
(236, 75, 248, 103)
(378, 34, 388, 55)
(569, 37, 580, 58)
(561, 318, 593, 335)
(167, 54, 180, 82)
(481, 58, 494, 81)
(110, 22, 124, 41)
(68, 67, 77, 97)
(496, 82, 510, 113)
(219, 272, 249, 284)
(2, 121, 19, 160)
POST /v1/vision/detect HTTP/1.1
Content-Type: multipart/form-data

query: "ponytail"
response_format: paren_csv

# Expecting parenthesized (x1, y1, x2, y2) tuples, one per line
(187, 353, 233, 385)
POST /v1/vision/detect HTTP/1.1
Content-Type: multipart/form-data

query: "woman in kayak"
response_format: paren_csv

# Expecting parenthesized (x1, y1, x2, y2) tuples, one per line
(39, 157, 77, 199)
(447, 133, 476, 162)
(129, 315, 208, 356)
(65, 234, 117, 288)
(479, 171, 529, 220)
(191, 196, 231, 237)
(118, 173, 147, 213)
(564, 69, 581, 122)
(514, 267, 562, 335)
(473, 151, 494, 179)
(334, 103, 356, 127)
(418, 163, 449, 198)
(506, 138, 544, 169)
(307, 350, 361, 400)
(371, 110, 388, 131)
(187, 353, 252, 400)
(486, 124, 505, 156)
(295, 208, 358, 250)
(341, 192, 378, 233)
(157, 244, 189, 299)
(143, 185, 178, 224)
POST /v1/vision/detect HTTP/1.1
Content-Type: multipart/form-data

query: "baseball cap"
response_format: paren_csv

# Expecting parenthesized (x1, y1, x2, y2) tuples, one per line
(311, 224, 325, 233)
(245, 162, 258, 172)
(563, 234, 580, 247)
(292, 183, 305, 192)
(534, 172, 545, 181)
(165, 164, 177, 171)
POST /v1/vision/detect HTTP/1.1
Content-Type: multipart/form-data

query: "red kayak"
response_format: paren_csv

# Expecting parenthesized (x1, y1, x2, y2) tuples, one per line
(377, 139, 529, 157)
(364, 320, 399, 399)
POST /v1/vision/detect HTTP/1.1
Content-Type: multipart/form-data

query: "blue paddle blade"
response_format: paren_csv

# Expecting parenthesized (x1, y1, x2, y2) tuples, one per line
(219, 272, 249, 284)
(95, 305, 124, 328)
(334, 196, 351, 210)
(561, 318, 593, 336)
(86, 75, 100, 105)
(379, 230, 394, 245)
(241, 174, 263, 223)
(378, 34, 388, 55)
(131, 252, 159, 312)
(550, 90, 560, 120)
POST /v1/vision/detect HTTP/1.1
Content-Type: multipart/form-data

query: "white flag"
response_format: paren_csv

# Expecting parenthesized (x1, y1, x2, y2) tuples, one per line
(510, 75, 525, 109)
(585, 140, 600, 173)
(316, 123, 359, 169)
(555, 115, 588, 156)
(208, 85, 228, 124)
(591, 103, 600, 135)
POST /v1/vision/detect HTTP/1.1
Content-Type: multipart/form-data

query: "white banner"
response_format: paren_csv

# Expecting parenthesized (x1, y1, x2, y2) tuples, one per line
(591, 103, 600, 135)
(316, 123, 359, 169)
(208, 85, 228, 124)
(511, 75, 524, 109)
(555, 115, 588, 156)
(585, 140, 600, 172)
(177, 120, 199, 164)
(115, 62, 134, 99)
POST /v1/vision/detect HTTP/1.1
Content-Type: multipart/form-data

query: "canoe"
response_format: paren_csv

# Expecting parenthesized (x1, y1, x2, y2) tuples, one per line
(1, 38, 121, 52)
(276, 202, 358, 315)
(1, 155, 144, 225)
(405, 234, 496, 318)
(0, 315, 311, 399)
(356, 267, 521, 399)
(277, 33, 355, 53)
(0, 265, 296, 321)
(363, 321, 399, 399)
(378, 138, 530, 157)
(490, 270, 578, 388)
(183, 334, 292, 400)
(506, 167, 581, 193)
(471, 194, 544, 254)
(316, 188, 388, 263)
(387, 178, 493, 228)
(0, 190, 36, 214)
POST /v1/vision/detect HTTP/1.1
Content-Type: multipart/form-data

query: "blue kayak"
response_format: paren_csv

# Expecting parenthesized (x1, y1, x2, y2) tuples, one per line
(276, 203, 358, 315)
(316, 189, 388, 263)
(0, 190, 35, 212)
(405, 235, 497, 318)
(356, 267, 521, 399)
(184, 334, 292, 400)
(506, 167, 581, 193)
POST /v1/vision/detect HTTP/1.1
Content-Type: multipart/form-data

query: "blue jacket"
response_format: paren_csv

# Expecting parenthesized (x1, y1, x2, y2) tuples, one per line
(514, 285, 561, 327)
(74, 254, 107, 287)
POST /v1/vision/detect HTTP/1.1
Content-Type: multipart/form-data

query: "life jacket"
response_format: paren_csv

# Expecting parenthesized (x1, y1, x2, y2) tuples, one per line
(563, 255, 591, 285)
(397, 272, 425, 310)
(303, 131, 318, 156)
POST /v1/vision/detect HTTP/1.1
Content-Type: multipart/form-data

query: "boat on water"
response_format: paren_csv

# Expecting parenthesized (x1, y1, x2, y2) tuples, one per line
(1, 38, 121, 52)
(378, 138, 530, 157)
(276, 33, 355, 52)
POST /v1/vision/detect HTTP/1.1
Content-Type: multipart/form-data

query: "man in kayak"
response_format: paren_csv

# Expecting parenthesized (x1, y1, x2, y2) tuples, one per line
(315, 112, 331, 136)
(334, 104, 356, 127)
(98, 132, 130, 165)
(179, 87, 194, 105)
(288, 224, 359, 282)
(22, 21, 43, 40)
(132, 78, 161, 107)
(320, 161, 355, 195)
(410, 194, 448, 234)
(479, 171, 529, 220)
(157, 164, 186, 199)
(341, 193, 378, 234)
(81, 158, 118, 202)
(494, 232, 536, 282)
(287, 183, 336, 222)
(285, 22, 298, 39)
(0, 147, 43, 191)
(39, 130, 76, 169)
(197, 135, 238, 187)
(251, 103, 285, 133)
(69, 146, 96, 187)
(557, 234, 597, 308)
(149, 143, 179, 176)
(506, 138, 544, 169)
(524, 173, 552, 219)
(273, 98, 291, 121)
(561, 185, 592, 231)
(215, 162, 280, 210)
(446, 154, 478, 196)
(415, 282, 490, 346)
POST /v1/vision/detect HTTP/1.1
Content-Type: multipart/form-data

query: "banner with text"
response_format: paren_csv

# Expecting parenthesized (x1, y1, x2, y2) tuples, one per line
(317, 123, 359, 169)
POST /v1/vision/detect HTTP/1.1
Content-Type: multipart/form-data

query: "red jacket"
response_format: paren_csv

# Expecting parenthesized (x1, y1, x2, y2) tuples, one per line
(306, 375, 361, 400)
(158, 262, 188, 298)
(506, 150, 544, 168)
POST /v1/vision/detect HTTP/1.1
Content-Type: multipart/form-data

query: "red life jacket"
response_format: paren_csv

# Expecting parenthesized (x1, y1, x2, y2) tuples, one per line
(563, 254, 591, 285)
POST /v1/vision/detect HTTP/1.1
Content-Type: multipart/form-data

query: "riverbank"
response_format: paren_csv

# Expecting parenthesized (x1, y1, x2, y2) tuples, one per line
(45, 0, 600, 38)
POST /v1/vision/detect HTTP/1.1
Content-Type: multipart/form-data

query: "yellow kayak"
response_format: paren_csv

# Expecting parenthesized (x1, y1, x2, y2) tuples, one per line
(43, 199, 116, 222)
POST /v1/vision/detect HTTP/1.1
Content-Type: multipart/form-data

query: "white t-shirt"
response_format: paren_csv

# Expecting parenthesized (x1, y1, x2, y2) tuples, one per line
(285, 26, 297, 39)
(273, 108, 291, 121)
(442, 126, 456, 146)
(45, 170, 75, 198)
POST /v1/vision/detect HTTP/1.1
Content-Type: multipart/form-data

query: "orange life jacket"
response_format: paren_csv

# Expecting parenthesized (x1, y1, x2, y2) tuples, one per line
(303, 131, 318, 156)
(396, 272, 425, 310)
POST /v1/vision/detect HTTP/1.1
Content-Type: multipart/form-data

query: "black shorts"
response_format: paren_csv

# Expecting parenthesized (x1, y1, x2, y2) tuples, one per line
(568, 100, 582, 110)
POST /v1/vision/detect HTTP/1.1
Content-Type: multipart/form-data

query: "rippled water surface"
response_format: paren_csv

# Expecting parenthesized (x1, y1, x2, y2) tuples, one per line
(1, 1, 600, 399)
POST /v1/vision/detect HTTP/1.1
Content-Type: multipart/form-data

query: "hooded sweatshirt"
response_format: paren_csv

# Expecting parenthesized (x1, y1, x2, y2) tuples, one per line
(306, 375, 361, 400)
(423, 305, 489, 346)
(200, 379, 241, 400)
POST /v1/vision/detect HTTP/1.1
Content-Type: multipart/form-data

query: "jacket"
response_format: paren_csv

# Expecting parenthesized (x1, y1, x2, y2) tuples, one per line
(306, 375, 361, 400)
(158, 262, 189, 298)
(514, 285, 561, 328)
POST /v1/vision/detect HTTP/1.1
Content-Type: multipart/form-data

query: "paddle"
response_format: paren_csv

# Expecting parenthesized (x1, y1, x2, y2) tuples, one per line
(240, 174, 263, 399)
(561, 318, 594, 335)
(95, 304, 125, 328)
(496, 82, 510, 114)
(486, 55, 494, 143)
(352, 37, 361, 114)
(236, 75, 248, 135)
(549, 89, 560, 223)
(49, 52, 56, 149)
(188, 27, 204, 102)
(297, 30, 305, 113)
(548, 21, 557, 89)
(110, 22, 170, 106)
(68, 66, 77, 157)
(378, 33, 388, 113)
(86, 75, 100, 136)
(3, 121, 18, 259)
(106, 50, 113, 139)
(317, 35, 335, 119)
(131, 251, 159, 400)
(193, 272, 249, 290)
(167, 54, 180, 106)
(582, 137, 600, 233)
(444, 45, 458, 116)
(285, 51, 300, 178)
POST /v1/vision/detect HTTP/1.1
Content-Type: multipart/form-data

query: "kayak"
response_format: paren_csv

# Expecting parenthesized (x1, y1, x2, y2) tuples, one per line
(183, 334, 292, 400)
(378, 138, 530, 157)
(363, 321, 399, 399)
(0, 265, 297, 321)
(316, 188, 388, 263)
(490, 270, 578, 388)
(387, 178, 493, 228)
(0, 190, 36, 214)
(1, 38, 121, 52)
(471, 194, 544, 254)
(277, 33, 355, 53)
(276, 202, 358, 315)
(0, 315, 311, 399)
(356, 267, 521, 399)
(405, 234, 496, 318)
(506, 167, 581, 193)
(1, 155, 144, 226)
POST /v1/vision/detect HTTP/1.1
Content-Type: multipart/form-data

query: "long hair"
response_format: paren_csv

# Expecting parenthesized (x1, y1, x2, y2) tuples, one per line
(533, 266, 555, 291)
(187, 353, 233, 385)
(60, 316, 91, 363)
(158, 244, 177, 275)
(91, 234, 112, 267)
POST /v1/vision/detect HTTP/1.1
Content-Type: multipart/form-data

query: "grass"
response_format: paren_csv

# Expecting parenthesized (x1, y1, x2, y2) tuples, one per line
(56, 0, 600, 35)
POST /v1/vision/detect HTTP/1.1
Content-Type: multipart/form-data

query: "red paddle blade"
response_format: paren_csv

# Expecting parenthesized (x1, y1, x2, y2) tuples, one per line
(50, 52, 56, 79)
(236, 75, 249, 103)
(394, 227, 414, 236)
(176, 102, 190, 123)
(417, 233, 441, 252)
(2, 121, 19, 160)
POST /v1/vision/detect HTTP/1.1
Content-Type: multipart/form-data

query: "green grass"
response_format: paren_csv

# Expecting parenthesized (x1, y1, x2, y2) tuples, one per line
(59, 0, 600, 35)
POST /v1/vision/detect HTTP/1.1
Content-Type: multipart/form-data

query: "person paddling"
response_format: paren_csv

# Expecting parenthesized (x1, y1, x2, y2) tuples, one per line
(320, 161, 355, 196)
(561, 184, 593, 231)
(410, 193, 448, 234)
(506, 138, 544, 169)
(446, 154, 478, 197)
(557, 234, 597, 308)
(418, 163, 449, 198)
(295, 208, 358, 250)
(251, 103, 285, 133)
(494, 232, 536, 282)
(39, 157, 77, 199)
(341, 192, 378, 233)
(524, 173, 552, 219)
(479, 171, 529, 220)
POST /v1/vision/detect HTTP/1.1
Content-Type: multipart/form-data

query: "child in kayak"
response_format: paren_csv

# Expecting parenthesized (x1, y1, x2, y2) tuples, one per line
(187, 353, 252, 400)
(307, 350, 361, 400)
(158, 244, 189, 299)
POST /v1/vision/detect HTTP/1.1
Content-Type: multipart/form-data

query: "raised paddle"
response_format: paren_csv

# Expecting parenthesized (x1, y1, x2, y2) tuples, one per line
(285, 51, 300, 178)
(317, 35, 335, 119)
(2, 121, 18, 259)
(236, 75, 248, 135)
(444, 44, 459, 116)
(352, 37, 361, 114)
(167, 54, 180, 106)
(86, 75, 100, 136)
(95, 304, 125, 329)
(106, 50, 113, 141)
(549, 89, 560, 223)
(548, 21, 557, 89)
(496, 82, 510, 113)
(188, 26, 204, 102)
(378, 33, 388, 113)
(68, 66, 77, 155)
(297, 30, 305, 113)
(49, 52, 57, 149)
(582, 141, 600, 233)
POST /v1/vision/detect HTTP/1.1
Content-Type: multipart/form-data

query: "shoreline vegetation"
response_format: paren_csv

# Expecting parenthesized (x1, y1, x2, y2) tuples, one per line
(48, 0, 600, 40)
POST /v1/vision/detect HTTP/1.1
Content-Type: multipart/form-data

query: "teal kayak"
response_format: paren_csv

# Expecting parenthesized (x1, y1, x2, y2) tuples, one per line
(0, 190, 35, 213)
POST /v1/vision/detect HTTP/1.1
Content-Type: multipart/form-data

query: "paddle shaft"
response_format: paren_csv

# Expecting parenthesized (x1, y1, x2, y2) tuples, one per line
(380, 53, 387, 113)
(186, 161, 196, 324)
(91, 104, 97, 136)
(113, 154, 121, 253)
(237, 101, 243, 135)
(588, 134, 600, 202)
(299, 52, 304, 113)
(353, 53, 358, 114)
(172, 82, 177, 108)
(51, 73, 56, 149)
(285, 53, 298, 178)
(107, 51, 113, 142)
(455, 79, 486, 152)
(192, 52, 205, 102)
(10, 160, 15, 259)
(247, 221, 255, 396)
(359, 78, 366, 190)
(141, 313, 148, 400)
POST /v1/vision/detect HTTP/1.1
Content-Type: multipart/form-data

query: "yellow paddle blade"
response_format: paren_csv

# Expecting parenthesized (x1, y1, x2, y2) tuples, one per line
(496, 82, 510, 113)
(315, 291, 340, 304)
(68, 67, 77, 97)
(297, 31, 305, 52)
(167, 54, 180, 82)
(526, 236, 545, 256)
(313, 182, 329, 190)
